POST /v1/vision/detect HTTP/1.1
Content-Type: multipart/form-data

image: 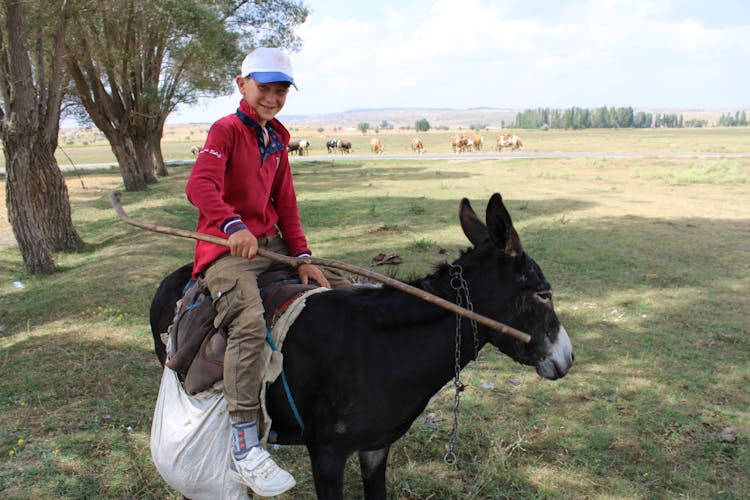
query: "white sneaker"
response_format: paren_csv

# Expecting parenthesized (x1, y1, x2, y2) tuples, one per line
(229, 446, 296, 497)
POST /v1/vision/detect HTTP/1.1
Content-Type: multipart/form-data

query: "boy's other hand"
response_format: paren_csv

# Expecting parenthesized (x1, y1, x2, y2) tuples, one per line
(298, 263, 331, 288)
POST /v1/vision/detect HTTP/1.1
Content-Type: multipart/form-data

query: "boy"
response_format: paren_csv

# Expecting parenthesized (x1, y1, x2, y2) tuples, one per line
(185, 47, 350, 497)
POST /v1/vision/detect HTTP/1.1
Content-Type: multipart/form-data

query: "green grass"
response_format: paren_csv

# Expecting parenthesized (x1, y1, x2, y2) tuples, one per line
(1, 143, 749, 498)
(3, 125, 750, 171)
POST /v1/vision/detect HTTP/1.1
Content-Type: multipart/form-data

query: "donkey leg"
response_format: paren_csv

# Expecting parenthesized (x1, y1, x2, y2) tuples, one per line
(358, 446, 390, 500)
(308, 448, 348, 500)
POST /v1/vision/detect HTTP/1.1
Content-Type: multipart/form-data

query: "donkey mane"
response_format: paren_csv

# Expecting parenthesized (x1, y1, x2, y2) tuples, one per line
(346, 245, 489, 330)
(411, 262, 454, 296)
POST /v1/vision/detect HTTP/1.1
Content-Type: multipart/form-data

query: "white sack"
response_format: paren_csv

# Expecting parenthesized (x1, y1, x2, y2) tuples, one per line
(150, 366, 249, 500)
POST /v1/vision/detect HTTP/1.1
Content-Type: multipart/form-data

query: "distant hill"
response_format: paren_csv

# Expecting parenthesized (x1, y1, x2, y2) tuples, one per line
(279, 106, 731, 129)
(280, 107, 519, 129)
(62, 107, 737, 134)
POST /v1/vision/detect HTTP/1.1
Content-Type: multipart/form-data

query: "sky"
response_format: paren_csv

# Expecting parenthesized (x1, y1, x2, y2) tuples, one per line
(168, 0, 750, 123)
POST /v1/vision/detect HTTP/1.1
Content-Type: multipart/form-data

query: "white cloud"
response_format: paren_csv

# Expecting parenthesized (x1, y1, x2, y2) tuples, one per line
(170, 0, 750, 123)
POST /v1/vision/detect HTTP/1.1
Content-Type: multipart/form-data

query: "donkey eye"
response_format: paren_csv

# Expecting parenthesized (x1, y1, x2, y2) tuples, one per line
(534, 291, 552, 304)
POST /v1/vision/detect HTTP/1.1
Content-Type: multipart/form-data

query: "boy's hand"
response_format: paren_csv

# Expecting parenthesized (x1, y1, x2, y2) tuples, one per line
(228, 229, 258, 260)
(298, 263, 331, 288)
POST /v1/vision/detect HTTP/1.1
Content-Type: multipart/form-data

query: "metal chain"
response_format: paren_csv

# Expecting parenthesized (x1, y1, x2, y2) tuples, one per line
(444, 265, 479, 465)
(451, 265, 480, 359)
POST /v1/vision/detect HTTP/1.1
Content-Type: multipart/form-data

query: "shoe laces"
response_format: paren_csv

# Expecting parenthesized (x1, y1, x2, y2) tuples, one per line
(251, 455, 279, 480)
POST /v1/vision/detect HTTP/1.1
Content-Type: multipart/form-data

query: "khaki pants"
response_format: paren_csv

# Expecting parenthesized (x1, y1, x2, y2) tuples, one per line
(200, 235, 351, 422)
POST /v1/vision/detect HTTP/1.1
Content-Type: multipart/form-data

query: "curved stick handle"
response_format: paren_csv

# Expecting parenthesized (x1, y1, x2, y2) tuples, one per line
(109, 190, 530, 343)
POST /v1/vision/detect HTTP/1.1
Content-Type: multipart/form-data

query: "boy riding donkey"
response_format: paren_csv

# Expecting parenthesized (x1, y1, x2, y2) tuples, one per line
(186, 47, 351, 497)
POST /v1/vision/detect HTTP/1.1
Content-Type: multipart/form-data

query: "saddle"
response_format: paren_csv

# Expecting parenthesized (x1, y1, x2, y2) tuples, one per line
(165, 265, 321, 395)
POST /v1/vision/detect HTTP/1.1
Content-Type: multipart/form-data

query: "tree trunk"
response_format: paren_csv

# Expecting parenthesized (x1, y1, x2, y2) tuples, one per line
(107, 133, 154, 191)
(135, 114, 167, 178)
(152, 133, 168, 177)
(4, 146, 54, 273)
(1, 0, 83, 274)
(4, 134, 82, 273)
(134, 133, 159, 186)
(33, 137, 84, 251)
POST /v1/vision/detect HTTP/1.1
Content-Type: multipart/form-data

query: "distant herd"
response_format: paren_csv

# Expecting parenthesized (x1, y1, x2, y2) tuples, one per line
(190, 134, 524, 157)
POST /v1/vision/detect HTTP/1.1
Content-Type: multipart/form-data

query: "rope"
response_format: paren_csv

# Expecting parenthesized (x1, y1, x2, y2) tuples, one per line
(265, 330, 305, 434)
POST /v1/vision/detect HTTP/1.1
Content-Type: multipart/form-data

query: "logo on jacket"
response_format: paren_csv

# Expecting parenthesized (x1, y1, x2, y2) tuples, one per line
(202, 148, 222, 159)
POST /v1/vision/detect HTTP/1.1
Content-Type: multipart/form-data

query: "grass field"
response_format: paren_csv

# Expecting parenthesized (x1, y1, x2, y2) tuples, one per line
(2, 125, 749, 171)
(0, 128, 748, 498)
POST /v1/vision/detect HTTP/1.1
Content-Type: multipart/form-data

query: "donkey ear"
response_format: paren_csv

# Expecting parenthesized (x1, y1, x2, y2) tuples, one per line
(459, 198, 489, 246)
(486, 193, 524, 257)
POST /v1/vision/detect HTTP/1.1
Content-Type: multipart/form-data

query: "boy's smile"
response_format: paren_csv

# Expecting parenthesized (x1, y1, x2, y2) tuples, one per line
(237, 77, 290, 126)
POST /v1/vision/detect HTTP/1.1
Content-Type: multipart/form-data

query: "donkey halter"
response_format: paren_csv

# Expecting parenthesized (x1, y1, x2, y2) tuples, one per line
(444, 264, 480, 465)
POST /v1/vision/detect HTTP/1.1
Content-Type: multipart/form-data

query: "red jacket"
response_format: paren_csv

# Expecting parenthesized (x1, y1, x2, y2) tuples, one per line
(186, 100, 311, 277)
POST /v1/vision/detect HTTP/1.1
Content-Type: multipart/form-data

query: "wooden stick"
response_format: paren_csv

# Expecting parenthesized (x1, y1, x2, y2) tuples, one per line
(109, 190, 531, 343)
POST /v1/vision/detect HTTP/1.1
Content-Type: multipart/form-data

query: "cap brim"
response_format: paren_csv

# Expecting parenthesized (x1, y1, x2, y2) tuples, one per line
(249, 71, 298, 90)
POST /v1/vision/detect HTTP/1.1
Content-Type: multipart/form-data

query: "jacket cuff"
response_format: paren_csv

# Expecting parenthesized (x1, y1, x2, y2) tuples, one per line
(223, 218, 248, 236)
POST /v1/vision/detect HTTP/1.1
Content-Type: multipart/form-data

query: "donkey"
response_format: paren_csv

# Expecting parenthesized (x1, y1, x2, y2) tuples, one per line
(149, 193, 573, 499)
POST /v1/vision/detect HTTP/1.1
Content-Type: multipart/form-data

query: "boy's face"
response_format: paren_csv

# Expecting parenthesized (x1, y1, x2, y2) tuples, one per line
(236, 76, 290, 125)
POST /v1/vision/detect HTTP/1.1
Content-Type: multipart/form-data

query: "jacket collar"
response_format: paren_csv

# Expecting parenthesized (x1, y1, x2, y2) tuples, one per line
(236, 100, 290, 145)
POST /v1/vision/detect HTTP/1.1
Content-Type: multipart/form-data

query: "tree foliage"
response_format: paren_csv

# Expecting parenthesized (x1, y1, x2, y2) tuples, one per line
(513, 106, 713, 129)
(65, 0, 308, 190)
(414, 118, 431, 132)
(718, 110, 748, 126)
(357, 122, 370, 134)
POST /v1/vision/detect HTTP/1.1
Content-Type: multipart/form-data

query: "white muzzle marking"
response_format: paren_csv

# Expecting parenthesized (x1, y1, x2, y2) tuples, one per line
(536, 325, 573, 380)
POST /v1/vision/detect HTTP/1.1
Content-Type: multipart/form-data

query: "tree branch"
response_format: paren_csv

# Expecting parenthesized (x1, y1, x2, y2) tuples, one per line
(43, 0, 73, 142)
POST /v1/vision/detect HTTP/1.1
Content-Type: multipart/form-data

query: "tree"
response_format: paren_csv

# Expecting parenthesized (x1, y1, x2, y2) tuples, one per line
(414, 118, 430, 132)
(591, 106, 611, 128)
(633, 111, 652, 128)
(357, 122, 370, 134)
(0, 0, 84, 273)
(65, 0, 308, 191)
(615, 107, 634, 128)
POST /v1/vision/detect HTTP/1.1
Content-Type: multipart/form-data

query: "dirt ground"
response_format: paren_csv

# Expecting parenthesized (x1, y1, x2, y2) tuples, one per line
(0, 174, 123, 248)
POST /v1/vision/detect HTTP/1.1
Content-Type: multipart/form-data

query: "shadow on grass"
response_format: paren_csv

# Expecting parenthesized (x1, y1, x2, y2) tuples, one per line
(290, 161, 477, 193)
(1, 191, 747, 340)
(0, 332, 171, 497)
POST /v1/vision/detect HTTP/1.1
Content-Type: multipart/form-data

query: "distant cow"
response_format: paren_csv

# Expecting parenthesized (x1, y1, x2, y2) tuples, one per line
(337, 139, 352, 153)
(190, 145, 200, 157)
(298, 139, 310, 156)
(450, 135, 470, 153)
(496, 134, 525, 152)
(472, 135, 484, 152)
(288, 140, 301, 155)
(326, 140, 338, 153)
(411, 137, 424, 154)
(370, 138, 383, 154)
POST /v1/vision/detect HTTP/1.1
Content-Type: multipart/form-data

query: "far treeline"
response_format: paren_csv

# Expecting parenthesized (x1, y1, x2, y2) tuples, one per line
(513, 107, 749, 130)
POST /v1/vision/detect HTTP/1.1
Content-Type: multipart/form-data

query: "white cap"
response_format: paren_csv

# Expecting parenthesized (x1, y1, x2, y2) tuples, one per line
(240, 47, 297, 89)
